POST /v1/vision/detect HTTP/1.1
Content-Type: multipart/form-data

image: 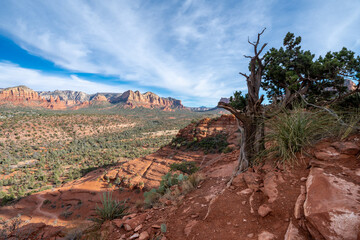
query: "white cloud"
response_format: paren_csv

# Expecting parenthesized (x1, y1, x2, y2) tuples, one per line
(0, 0, 273, 105)
(0, 62, 124, 93)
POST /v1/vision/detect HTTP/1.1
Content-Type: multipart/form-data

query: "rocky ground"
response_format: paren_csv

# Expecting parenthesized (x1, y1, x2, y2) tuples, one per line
(1, 115, 359, 239)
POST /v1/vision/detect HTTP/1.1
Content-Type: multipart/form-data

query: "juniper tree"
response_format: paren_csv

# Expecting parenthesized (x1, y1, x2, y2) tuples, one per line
(219, 30, 360, 178)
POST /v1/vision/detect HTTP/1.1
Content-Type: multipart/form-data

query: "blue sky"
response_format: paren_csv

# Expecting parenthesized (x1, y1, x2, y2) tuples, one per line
(0, 0, 359, 107)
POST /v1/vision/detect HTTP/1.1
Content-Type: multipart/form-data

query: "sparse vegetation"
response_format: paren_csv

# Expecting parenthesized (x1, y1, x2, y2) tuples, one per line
(0, 106, 219, 204)
(144, 171, 204, 208)
(169, 161, 199, 174)
(92, 191, 128, 224)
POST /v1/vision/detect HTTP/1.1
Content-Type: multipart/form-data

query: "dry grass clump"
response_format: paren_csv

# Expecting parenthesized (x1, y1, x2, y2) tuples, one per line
(264, 107, 335, 165)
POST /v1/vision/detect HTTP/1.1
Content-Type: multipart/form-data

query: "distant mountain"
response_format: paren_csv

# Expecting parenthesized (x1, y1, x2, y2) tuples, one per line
(0, 86, 184, 110)
(189, 106, 217, 112)
(95, 92, 123, 103)
(38, 90, 91, 103)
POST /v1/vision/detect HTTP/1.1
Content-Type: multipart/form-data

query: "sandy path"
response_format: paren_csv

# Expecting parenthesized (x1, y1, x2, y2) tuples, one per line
(34, 194, 58, 221)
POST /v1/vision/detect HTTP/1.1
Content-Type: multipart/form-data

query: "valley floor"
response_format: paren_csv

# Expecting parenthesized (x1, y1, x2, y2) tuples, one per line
(1, 115, 359, 240)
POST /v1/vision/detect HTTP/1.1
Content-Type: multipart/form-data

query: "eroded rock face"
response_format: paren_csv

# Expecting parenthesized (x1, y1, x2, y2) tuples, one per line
(115, 90, 184, 109)
(176, 115, 238, 143)
(38, 89, 90, 102)
(0, 86, 84, 110)
(90, 94, 109, 104)
(1, 86, 184, 110)
(304, 168, 360, 240)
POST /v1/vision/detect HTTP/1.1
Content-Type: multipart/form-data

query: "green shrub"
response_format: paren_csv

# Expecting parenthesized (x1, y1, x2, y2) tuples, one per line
(60, 211, 73, 219)
(92, 191, 128, 223)
(144, 172, 188, 207)
(333, 92, 360, 110)
(161, 223, 167, 233)
(169, 161, 199, 174)
(190, 134, 229, 153)
(143, 188, 161, 207)
(172, 134, 229, 153)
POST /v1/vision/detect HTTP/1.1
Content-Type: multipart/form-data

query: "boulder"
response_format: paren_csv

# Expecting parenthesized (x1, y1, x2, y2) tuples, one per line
(331, 142, 360, 155)
(304, 167, 360, 240)
(124, 213, 147, 229)
(314, 147, 351, 161)
(284, 221, 307, 240)
(262, 172, 278, 203)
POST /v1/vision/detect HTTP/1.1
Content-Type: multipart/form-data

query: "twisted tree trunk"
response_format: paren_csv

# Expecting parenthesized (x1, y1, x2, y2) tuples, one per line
(218, 29, 267, 177)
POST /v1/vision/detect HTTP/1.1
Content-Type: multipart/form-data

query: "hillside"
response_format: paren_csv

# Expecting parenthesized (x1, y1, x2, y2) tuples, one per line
(0, 86, 185, 110)
(1, 115, 359, 239)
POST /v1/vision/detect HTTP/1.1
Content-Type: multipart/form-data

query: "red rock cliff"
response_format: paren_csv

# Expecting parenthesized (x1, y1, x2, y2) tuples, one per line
(118, 90, 184, 109)
(0, 86, 70, 110)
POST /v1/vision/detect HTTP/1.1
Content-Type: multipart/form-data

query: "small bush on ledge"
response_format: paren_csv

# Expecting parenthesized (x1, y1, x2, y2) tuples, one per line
(171, 134, 230, 154)
(169, 161, 199, 174)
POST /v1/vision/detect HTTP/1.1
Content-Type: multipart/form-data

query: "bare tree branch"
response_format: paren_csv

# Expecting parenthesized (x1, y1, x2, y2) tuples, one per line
(257, 43, 268, 57)
(217, 102, 249, 124)
(239, 72, 249, 79)
(248, 36, 256, 47)
(299, 93, 360, 130)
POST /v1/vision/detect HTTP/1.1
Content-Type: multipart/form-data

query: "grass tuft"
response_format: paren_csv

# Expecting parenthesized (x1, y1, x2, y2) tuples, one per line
(91, 191, 128, 224)
(264, 108, 334, 165)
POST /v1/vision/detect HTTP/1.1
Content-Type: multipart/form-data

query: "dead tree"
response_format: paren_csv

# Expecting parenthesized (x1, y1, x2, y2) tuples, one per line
(218, 29, 268, 176)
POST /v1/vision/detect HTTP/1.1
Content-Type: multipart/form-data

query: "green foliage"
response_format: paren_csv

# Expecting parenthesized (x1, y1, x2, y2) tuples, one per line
(229, 91, 247, 111)
(172, 134, 229, 154)
(263, 32, 360, 104)
(92, 192, 128, 223)
(333, 93, 360, 110)
(143, 188, 161, 207)
(144, 172, 188, 207)
(194, 134, 229, 154)
(161, 223, 167, 233)
(158, 172, 187, 194)
(169, 161, 199, 175)
(0, 191, 15, 206)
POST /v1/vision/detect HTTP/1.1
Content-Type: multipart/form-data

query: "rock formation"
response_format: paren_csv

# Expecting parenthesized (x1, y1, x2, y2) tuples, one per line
(90, 94, 109, 104)
(0, 86, 184, 110)
(0, 86, 67, 110)
(113, 90, 184, 109)
(38, 90, 90, 103)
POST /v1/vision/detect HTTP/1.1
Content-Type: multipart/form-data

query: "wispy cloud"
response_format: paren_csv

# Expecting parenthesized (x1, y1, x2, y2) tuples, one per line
(0, 0, 359, 106)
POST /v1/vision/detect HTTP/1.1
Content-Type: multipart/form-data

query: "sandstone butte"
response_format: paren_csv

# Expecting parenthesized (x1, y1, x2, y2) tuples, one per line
(118, 90, 184, 110)
(0, 115, 359, 239)
(0, 86, 185, 111)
